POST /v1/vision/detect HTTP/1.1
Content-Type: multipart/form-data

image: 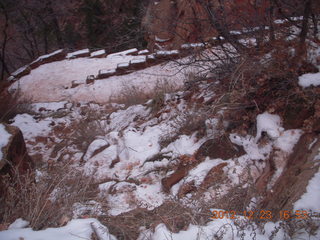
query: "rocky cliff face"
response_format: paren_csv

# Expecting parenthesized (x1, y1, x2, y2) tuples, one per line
(142, 0, 216, 50)
(142, 0, 271, 50)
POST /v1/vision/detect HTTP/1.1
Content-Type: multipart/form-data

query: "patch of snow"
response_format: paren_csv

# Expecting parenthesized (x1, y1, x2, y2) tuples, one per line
(67, 49, 90, 58)
(163, 134, 204, 157)
(107, 48, 138, 58)
(144, 216, 288, 240)
(298, 72, 320, 88)
(32, 49, 64, 63)
(138, 49, 149, 55)
(99, 69, 116, 75)
(186, 158, 225, 186)
(181, 43, 205, 49)
(0, 218, 116, 240)
(90, 49, 106, 57)
(155, 36, 171, 42)
(274, 19, 287, 24)
(83, 139, 109, 162)
(0, 124, 11, 160)
(8, 219, 29, 229)
(308, 138, 318, 150)
(229, 134, 272, 160)
(7, 76, 15, 81)
(230, 30, 242, 35)
(117, 62, 130, 68)
(72, 201, 103, 218)
(31, 101, 68, 112)
(11, 114, 53, 140)
(156, 50, 179, 56)
(11, 65, 29, 77)
(171, 158, 225, 196)
(274, 129, 303, 153)
(294, 168, 320, 212)
(99, 181, 117, 196)
(255, 112, 284, 142)
(130, 56, 146, 64)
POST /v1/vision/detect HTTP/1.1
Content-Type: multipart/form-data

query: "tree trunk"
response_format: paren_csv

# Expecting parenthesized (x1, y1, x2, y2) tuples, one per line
(299, 0, 312, 52)
(0, 1, 9, 81)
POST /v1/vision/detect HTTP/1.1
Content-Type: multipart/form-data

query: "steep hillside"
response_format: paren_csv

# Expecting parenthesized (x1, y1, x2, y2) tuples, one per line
(0, 1, 320, 240)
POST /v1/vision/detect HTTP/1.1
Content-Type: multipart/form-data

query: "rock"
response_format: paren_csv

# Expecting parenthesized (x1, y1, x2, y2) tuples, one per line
(258, 133, 320, 218)
(0, 124, 33, 175)
(71, 80, 82, 88)
(86, 75, 95, 84)
(142, 0, 216, 50)
(195, 136, 245, 161)
(0, 124, 34, 196)
(200, 162, 228, 189)
(162, 164, 192, 193)
(177, 180, 196, 198)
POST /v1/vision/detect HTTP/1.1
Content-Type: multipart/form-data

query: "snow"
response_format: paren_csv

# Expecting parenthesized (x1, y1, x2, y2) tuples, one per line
(31, 101, 68, 112)
(294, 169, 320, 212)
(9, 46, 202, 103)
(171, 158, 224, 196)
(117, 62, 130, 68)
(11, 114, 53, 139)
(142, 217, 287, 240)
(8, 218, 29, 229)
(274, 129, 303, 153)
(66, 48, 90, 58)
(156, 50, 179, 56)
(230, 30, 242, 35)
(138, 49, 149, 55)
(155, 36, 171, 42)
(0, 124, 11, 160)
(32, 49, 64, 63)
(83, 139, 109, 162)
(11, 65, 29, 77)
(255, 112, 284, 142)
(163, 134, 204, 157)
(107, 48, 138, 58)
(0, 218, 116, 240)
(72, 201, 103, 218)
(298, 72, 320, 88)
(90, 49, 106, 57)
(130, 56, 146, 64)
(99, 69, 116, 75)
(181, 43, 205, 49)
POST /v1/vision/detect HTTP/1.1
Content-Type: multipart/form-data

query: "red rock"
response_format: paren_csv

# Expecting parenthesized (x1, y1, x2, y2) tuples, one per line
(162, 165, 192, 193)
(0, 124, 34, 196)
(177, 180, 196, 198)
(200, 162, 228, 189)
(195, 136, 245, 161)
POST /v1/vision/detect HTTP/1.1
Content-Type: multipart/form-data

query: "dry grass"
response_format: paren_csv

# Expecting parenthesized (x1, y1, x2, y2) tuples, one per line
(110, 79, 179, 109)
(0, 162, 98, 230)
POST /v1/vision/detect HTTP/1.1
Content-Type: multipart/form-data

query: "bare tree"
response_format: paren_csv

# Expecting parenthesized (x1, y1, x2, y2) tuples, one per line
(0, 1, 10, 82)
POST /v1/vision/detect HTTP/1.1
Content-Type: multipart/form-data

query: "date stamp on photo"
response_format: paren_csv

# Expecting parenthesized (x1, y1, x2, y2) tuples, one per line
(209, 209, 320, 220)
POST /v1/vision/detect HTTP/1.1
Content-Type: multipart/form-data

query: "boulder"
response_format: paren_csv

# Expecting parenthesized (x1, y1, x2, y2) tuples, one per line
(177, 180, 196, 198)
(195, 136, 245, 161)
(162, 164, 192, 193)
(200, 162, 228, 189)
(258, 133, 320, 218)
(0, 124, 33, 195)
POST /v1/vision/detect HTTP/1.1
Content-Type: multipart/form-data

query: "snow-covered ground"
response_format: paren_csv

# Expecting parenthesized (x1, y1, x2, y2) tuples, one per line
(2, 38, 320, 239)
(10, 53, 193, 103)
